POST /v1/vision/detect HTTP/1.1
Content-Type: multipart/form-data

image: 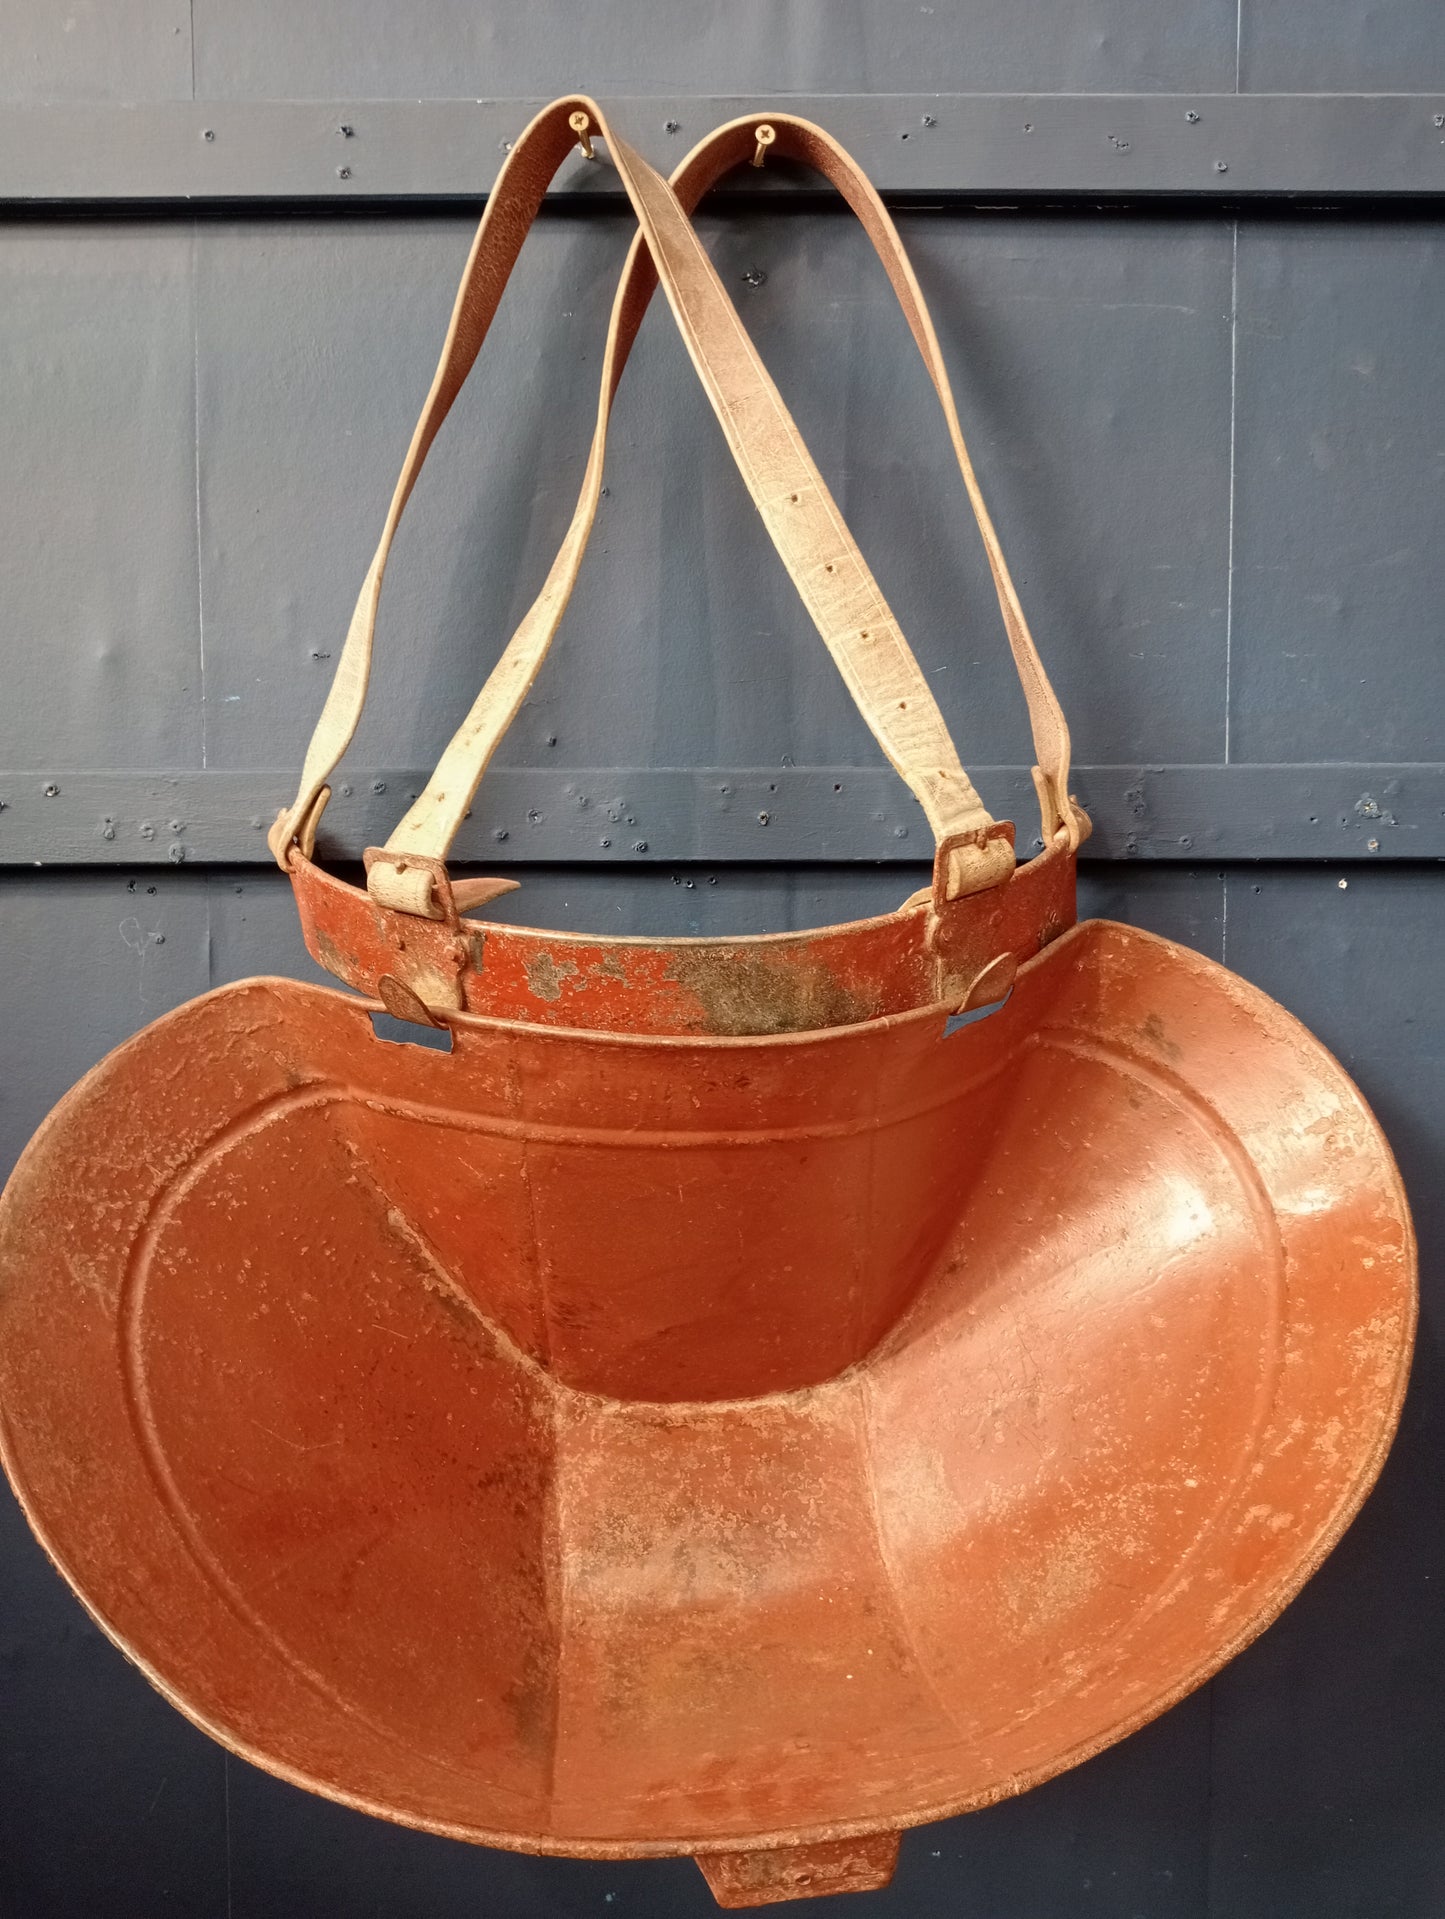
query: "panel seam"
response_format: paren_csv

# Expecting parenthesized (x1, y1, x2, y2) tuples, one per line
(1223, 221, 1238, 767)
(191, 226, 208, 770)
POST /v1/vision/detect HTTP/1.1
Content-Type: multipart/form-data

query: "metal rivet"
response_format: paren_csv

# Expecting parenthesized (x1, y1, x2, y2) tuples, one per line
(337, 165, 351, 179)
(664, 118, 680, 133)
(921, 114, 936, 128)
(1215, 159, 1228, 172)
(201, 128, 214, 142)
(600, 837, 611, 848)
(338, 123, 354, 137)
(1435, 114, 1445, 128)
(371, 780, 386, 794)
(757, 811, 771, 826)
(42, 782, 59, 797)
(1186, 109, 1201, 123)
(633, 840, 648, 853)
(493, 827, 509, 842)
(741, 267, 767, 287)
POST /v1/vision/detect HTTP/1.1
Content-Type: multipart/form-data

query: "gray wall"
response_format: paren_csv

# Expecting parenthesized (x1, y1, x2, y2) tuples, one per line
(2, 4, 1444, 1916)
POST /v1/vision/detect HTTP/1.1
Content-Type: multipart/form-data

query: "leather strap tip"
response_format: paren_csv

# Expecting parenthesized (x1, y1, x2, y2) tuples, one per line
(451, 876, 522, 914)
(269, 787, 329, 870)
(265, 810, 294, 870)
(1031, 766, 1090, 855)
(376, 973, 449, 1030)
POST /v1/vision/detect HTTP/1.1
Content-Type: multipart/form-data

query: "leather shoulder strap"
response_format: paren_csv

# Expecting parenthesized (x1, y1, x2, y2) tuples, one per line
(274, 100, 1084, 913)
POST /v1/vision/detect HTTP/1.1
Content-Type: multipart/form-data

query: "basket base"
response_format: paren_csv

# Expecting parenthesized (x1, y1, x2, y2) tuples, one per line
(697, 1831, 901, 1907)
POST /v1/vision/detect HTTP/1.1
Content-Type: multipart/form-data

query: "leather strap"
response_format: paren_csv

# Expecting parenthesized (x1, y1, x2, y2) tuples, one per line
(273, 98, 1083, 911)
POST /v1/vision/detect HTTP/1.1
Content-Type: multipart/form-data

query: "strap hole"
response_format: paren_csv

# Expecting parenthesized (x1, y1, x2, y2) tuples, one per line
(371, 1011, 454, 1054)
(944, 986, 1013, 1037)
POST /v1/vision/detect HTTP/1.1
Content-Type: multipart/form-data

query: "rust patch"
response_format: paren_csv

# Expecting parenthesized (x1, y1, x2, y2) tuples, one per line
(664, 946, 882, 1037)
(1139, 1012, 1184, 1063)
(592, 952, 628, 982)
(313, 927, 355, 985)
(524, 951, 578, 1002)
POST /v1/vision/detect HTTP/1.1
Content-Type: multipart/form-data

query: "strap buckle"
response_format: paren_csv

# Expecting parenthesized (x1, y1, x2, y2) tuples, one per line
(365, 848, 520, 920)
(931, 820, 1016, 908)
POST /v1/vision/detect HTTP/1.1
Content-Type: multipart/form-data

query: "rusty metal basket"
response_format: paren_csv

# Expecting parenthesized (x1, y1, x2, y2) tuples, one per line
(0, 101, 1415, 1909)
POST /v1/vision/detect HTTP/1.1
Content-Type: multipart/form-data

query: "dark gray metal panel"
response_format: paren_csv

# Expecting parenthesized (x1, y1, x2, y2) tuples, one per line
(190, 3, 1236, 100)
(1205, 865, 1445, 1915)
(0, 0, 191, 105)
(6, 765, 1444, 864)
(12, 95, 1445, 204)
(0, 870, 210, 1177)
(192, 209, 631, 779)
(1242, 0, 1445, 94)
(190, 205, 1230, 786)
(1231, 221, 1445, 764)
(0, 1490, 229, 1919)
(0, 224, 202, 770)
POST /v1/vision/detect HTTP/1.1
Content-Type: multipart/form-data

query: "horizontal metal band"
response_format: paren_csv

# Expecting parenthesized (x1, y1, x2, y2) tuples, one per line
(3, 95, 1445, 208)
(0, 766, 1440, 868)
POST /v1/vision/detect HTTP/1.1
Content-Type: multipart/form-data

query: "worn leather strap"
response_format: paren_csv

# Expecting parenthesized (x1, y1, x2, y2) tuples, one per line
(274, 97, 1081, 911)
